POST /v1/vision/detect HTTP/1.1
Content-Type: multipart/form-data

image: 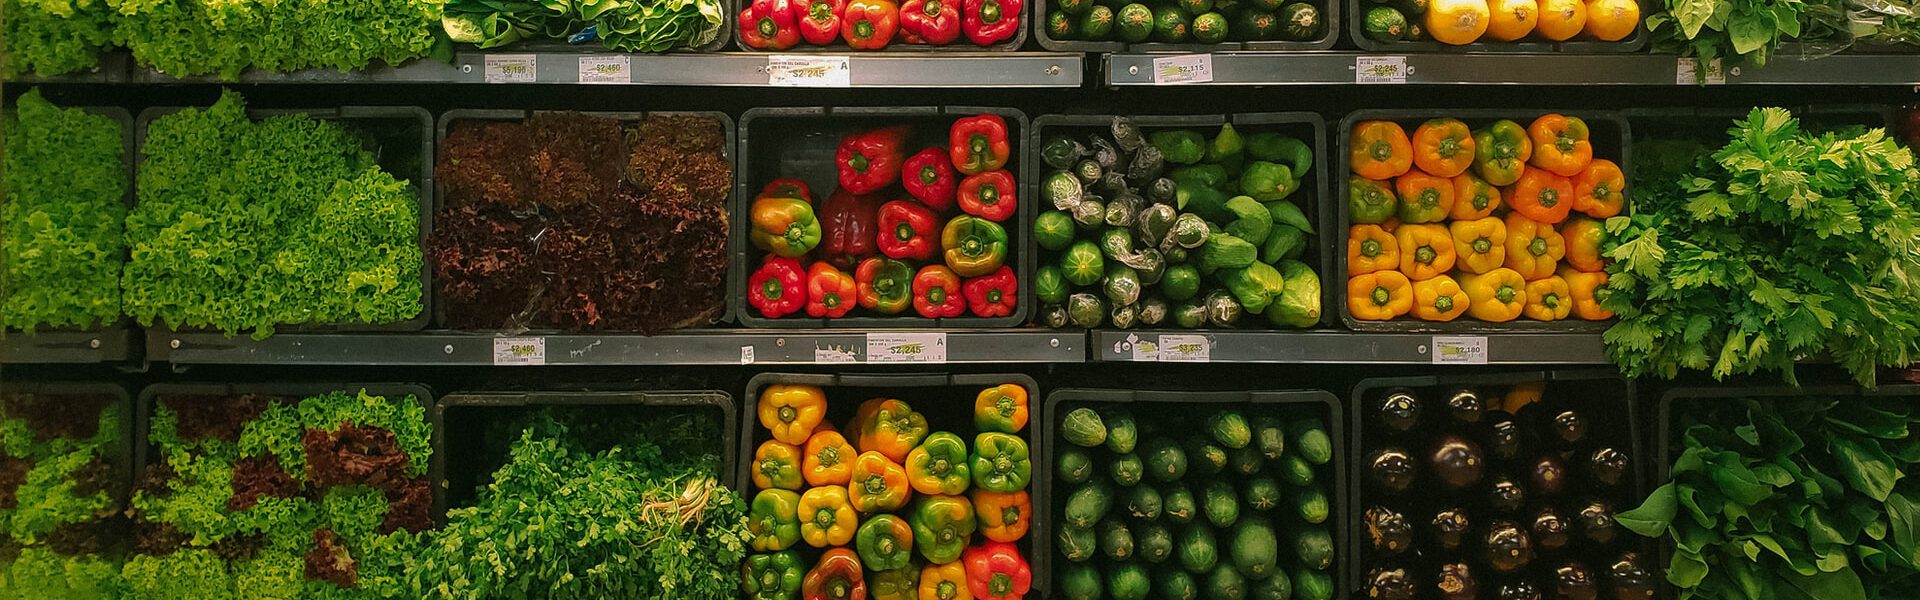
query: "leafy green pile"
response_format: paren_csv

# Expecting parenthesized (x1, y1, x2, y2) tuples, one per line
(1646, 0, 1811, 67)
(0, 390, 127, 600)
(441, 0, 723, 52)
(0, 0, 116, 78)
(2, 89, 127, 332)
(105, 0, 446, 79)
(123, 91, 424, 338)
(1602, 108, 1920, 385)
(1620, 395, 1920, 599)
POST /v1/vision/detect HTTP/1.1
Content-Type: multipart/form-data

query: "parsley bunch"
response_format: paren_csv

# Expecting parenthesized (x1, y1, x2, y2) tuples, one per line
(2, 89, 126, 332)
(1603, 108, 1920, 385)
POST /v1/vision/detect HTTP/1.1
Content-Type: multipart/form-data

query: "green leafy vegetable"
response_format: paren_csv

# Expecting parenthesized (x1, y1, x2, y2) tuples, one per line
(0, 0, 115, 78)
(106, 0, 445, 79)
(442, 0, 723, 53)
(2, 89, 126, 332)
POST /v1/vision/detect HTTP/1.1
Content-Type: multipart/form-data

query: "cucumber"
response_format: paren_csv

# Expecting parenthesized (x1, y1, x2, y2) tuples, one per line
(1295, 487, 1330, 524)
(1253, 416, 1286, 460)
(1157, 568, 1201, 600)
(1203, 480, 1241, 528)
(1099, 518, 1136, 561)
(1057, 524, 1097, 562)
(1108, 563, 1152, 600)
(1230, 519, 1280, 580)
(1290, 417, 1333, 465)
(1062, 407, 1108, 447)
(1163, 483, 1198, 524)
(1293, 567, 1333, 600)
(1187, 436, 1229, 476)
(1209, 410, 1252, 448)
(1251, 569, 1293, 600)
(1145, 437, 1189, 483)
(1294, 527, 1334, 570)
(1109, 452, 1145, 487)
(1279, 454, 1315, 487)
(1105, 409, 1138, 453)
(1229, 443, 1264, 476)
(1117, 3, 1155, 42)
(1209, 564, 1249, 600)
(1061, 564, 1104, 600)
(1244, 477, 1284, 511)
(1138, 522, 1176, 563)
(1126, 485, 1164, 520)
(1058, 446, 1095, 485)
(1065, 483, 1113, 528)
(1179, 523, 1219, 574)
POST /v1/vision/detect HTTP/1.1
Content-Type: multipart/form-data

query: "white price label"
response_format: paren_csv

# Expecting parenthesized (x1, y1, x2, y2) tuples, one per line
(492, 337, 546, 365)
(740, 345, 755, 365)
(1431, 336, 1489, 364)
(865, 333, 948, 363)
(484, 54, 537, 83)
(1156, 334, 1210, 362)
(1151, 54, 1214, 85)
(1355, 56, 1409, 84)
(1120, 333, 1160, 361)
(1676, 57, 1726, 85)
(768, 55, 851, 87)
(577, 55, 630, 83)
(814, 346, 858, 363)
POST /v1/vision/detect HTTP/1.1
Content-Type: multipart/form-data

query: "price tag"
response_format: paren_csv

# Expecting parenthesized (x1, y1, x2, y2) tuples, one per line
(1151, 54, 1214, 85)
(814, 346, 858, 363)
(1122, 333, 1160, 361)
(577, 55, 630, 84)
(484, 54, 537, 83)
(740, 345, 755, 365)
(1431, 336, 1489, 364)
(866, 332, 948, 363)
(492, 337, 546, 365)
(1156, 334, 1210, 362)
(768, 55, 851, 87)
(1355, 56, 1409, 84)
(1676, 57, 1726, 85)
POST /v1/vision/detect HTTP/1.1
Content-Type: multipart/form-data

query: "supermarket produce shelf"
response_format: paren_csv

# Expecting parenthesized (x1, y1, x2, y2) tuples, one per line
(1091, 329, 1609, 364)
(1, 329, 136, 364)
(146, 329, 1085, 365)
(1104, 51, 1920, 86)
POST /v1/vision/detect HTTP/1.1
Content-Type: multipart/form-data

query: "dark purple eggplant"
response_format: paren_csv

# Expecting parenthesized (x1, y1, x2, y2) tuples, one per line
(1430, 507, 1472, 551)
(1552, 561, 1599, 600)
(1369, 447, 1417, 494)
(1577, 500, 1618, 545)
(1588, 447, 1630, 487)
(1488, 474, 1528, 513)
(1446, 388, 1485, 424)
(1435, 562, 1478, 600)
(1498, 579, 1543, 600)
(1366, 566, 1418, 600)
(1430, 435, 1487, 490)
(1549, 410, 1588, 446)
(1484, 520, 1534, 573)
(1365, 505, 1415, 556)
(1487, 414, 1523, 462)
(1530, 506, 1570, 552)
(1529, 455, 1569, 497)
(1608, 552, 1657, 600)
(1377, 389, 1423, 433)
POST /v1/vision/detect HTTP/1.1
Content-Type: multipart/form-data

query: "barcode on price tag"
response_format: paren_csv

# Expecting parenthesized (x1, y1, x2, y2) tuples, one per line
(814, 346, 858, 363)
(493, 337, 546, 365)
(1124, 334, 1160, 361)
(768, 55, 851, 87)
(1676, 58, 1726, 85)
(740, 345, 755, 365)
(484, 54, 537, 83)
(1151, 54, 1214, 84)
(1157, 334, 1210, 362)
(866, 333, 948, 363)
(1355, 56, 1408, 84)
(1431, 336, 1489, 364)
(578, 55, 630, 83)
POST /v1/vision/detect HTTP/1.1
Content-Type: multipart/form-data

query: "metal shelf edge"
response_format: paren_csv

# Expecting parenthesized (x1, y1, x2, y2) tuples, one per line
(148, 329, 1086, 365)
(1091, 329, 1610, 364)
(1105, 51, 1920, 86)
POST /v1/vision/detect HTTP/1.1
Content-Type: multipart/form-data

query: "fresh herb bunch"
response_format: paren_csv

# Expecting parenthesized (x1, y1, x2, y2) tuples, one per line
(2, 89, 127, 332)
(123, 91, 424, 338)
(0, 0, 115, 78)
(1602, 108, 1920, 385)
(441, 0, 724, 52)
(1620, 395, 1920, 599)
(1646, 0, 1809, 67)
(106, 0, 445, 79)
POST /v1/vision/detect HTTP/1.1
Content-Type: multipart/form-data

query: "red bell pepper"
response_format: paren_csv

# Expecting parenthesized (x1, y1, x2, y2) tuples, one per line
(960, 0, 1019, 46)
(762, 178, 815, 203)
(820, 188, 883, 271)
(795, 0, 846, 45)
(877, 201, 938, 261)
(901, 0, 961, 45)
(855, 257, 914, 314)
(949, 115, 1010, 176)
(740, 0, 802, 50)
(913, 265, 965, 318)
(958, 170, 1016, 222)
(902, 148, 957, 211)
(803, 547, 867, 600)
(843, 0, 901, 50)
(750, 256, 808, 319)
(963, 541, 1031, 600)
(838, 126, 911, 195)
(807, 262, 857, 318)
(962, 266, 1017, 318)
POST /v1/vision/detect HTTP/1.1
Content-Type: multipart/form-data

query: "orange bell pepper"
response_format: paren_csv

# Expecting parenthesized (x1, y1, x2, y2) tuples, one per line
(1448, 217, 1507, 274)
(799, 486, 860, 547)
(854, 398, 929, 463)
(1347, 224, 1400, 276)
(1349, 271, 1414, 321)
(1394, 170, 1456, 224)
(1560, 216, 1606, 273)
(1509, 168, 1574, 224)
(919, 562, 972, 600)
(1572, 158, 1625, 218)
(1524, 275, 1572, 321)
(1527, 114, 1593, 177)
(760, 384, 828, 445)
(1461, 268, 1527, 322)
(1350, 120, 1414, 180)
(971, 489, 1031, 543)
(1411, 118, 1477, 178)
(1395, 224, 1457, 281)
(1412, 275, 1470, 322)
(755, 440, 807, 490)
(1503, 213, 1565, 281)
(1450, 172, 1502, 220)
(805, 430, 858, 487)
(1559, 267, 1614, 321)
(849, 451, 913, 513)
(971, 384, 1028, 434)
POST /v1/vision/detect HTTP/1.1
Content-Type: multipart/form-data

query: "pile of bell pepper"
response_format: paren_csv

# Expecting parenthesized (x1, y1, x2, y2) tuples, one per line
(748, 115, 1022, 322)
(744, 382, 1036, 600)
(739, 0, 1022, 50)
(1345, 114, 1620, 324)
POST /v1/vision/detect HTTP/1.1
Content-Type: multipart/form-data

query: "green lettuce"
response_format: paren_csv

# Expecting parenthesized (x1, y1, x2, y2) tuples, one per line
(1, 89, 126, 332)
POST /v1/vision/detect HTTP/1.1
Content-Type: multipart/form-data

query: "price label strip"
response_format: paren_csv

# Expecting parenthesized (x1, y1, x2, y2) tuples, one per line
(484, 54, 537, 83)
(1151, 54, 1214, 85)
(1120, 333, 1160, 361)
(768, 55, 852, 87)
(1156, 334, 1210, 362)
(492, 337, 546, 365)
(1675, 57, 1727, 85)
(865, 332, 948, 363)
(1355, 56, 1409, 84)
(1431, 336, 1489, 364)
(814, 346, 858, 363)
(578, 55, 630, 84)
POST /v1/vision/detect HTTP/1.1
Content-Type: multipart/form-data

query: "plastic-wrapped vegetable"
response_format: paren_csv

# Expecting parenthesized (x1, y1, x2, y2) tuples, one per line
(1139, 296, 1169, 327)
(1116, 248, 1165, 286)
(1041, 304, 1070, 328)
(1075, 159, 1103, 183)
(1175, 299, 1210, 328)
(1047, 171, 1085, 210)
(1100, 228, 1134, 260)
(1111, 302, 1140, 329)
(1106, 194, 1145, 228)
(1206, 290, 1242, 327)
(1112, 117, 1147, 151)
(1091, 136, 1121, 170)
(1104, 264, 1142, 306)
(1068, 293, 1106, 327)
(1043, 136, 1088, 170)
(1127, 145, 1166, 183)
(1072, 198, 1107, 229)
(1148, 178, 1177, 204)
(1171, 214, 1211, 249)
(1137, 204, 1177, 245)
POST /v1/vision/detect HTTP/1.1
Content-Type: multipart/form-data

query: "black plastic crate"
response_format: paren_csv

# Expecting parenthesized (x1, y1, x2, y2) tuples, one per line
(433, 109, 739, 329)
(1333, 109, 1631, 333)
(1035, 0, 1340, 52)
(133, 105, 436, 333)
(1346, 0, 1646, 53)
(731, 0, 1028, 51)
(1038, 387, 1348, 600)
(431, 389, 737, 522)
(1029, 112, 1336, 329)
(1624, 104, 1896, 143)
(0, 381, 136, 516)
(734, 106, 1033, 328)
(1347, 370, 1650, 599)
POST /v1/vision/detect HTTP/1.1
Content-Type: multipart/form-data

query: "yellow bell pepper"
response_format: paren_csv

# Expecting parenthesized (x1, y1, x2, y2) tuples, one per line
(1348, 271, 1413, 321)
(1461, 268, 1527, 322)
(804, 430, 858, 487)
(759, 384, 828, 445)
(1503, 213, 1565, 281)
(1347, 224, 1400, 277)
(919, 562, 973, 600)
(1524, 275, 1572, 321)
(1395, 224, 1457, 282)
(1448, 217, 1507, 275)
(1412, 275, 1470, 322)
(1560, 267, 1614, 321)
(754, 440, 806, 490)
(1449, 172, 1502, 221)
(1560, 216, 1606, 273)
(849, 451, 913, 513)
(798, 486, 859, 547)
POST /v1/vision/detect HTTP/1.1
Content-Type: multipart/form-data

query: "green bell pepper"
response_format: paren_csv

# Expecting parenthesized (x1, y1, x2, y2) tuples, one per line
(970, 432, 1033, 493)
(748, 489, 803, 552)
(940, 216, 1009, 278)
(1149, 130, 1207, 164)
(1348, 176, 1397, 224)
(1472, 120, 1530, 186)
(1247, 133, 1313, 178)
(1221, 261, 1287, 314)
(869, 565, 921, 600)
(910, 494, 979, 564)
(740, 550, 805, 600)
(906, 432, 974, 496)
(856, 514, 916, 572)
(1239, 161, 1299, 202)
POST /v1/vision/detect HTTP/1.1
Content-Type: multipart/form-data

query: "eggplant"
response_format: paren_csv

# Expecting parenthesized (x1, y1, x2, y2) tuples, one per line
(1366, 567, 1418, 600)
(1445, 388, 1485, 424)
(1429, 434, 1486, 490)
(1376, 389, 1423, 433)
(1435, 562, 1478, 600)
(1498, 579, 1542, 600)
(1552, 561, 1598, 600)
(1368, 447, 1416, 494)
(1363, 505, 1414, 556)
(1549, 409, 1588, 446)
(1588, 447, 1630, 487)
(1529, 455, 1569, 497)
(1530, 506, 1570, 552)
(1430, 507, 1471, 551)
(1577, 500, 1618, 545)
(1488, 474, 1527, 513)
(1607, 553, 1657, 600)
(1484, 520, 1534, 573)
(1487, 413, 1523, 462)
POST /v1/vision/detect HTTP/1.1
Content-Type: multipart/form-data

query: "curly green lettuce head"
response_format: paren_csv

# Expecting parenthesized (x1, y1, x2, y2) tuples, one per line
(2, 88, 127, 332)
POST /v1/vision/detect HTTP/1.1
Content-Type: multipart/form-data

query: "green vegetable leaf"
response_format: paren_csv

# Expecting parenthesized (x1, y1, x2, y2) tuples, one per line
(1618, 482, 1680, 537)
